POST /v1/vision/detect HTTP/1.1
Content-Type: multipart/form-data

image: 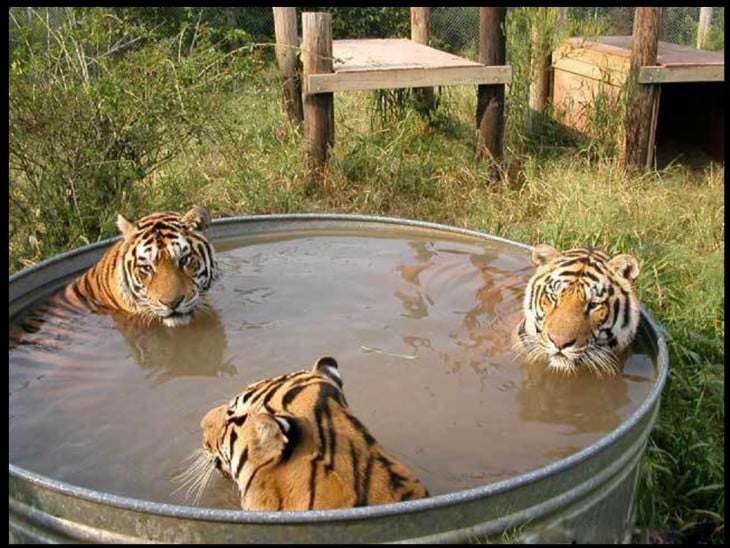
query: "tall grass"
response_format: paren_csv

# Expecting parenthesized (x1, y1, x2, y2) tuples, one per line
(8, 9, 724, 545)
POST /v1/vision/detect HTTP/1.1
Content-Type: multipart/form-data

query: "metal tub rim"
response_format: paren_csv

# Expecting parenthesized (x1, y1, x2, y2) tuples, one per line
(9, 213, 669, 528)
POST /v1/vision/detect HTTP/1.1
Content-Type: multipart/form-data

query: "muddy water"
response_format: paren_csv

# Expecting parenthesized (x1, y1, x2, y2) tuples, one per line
(8, 229, 657, 509)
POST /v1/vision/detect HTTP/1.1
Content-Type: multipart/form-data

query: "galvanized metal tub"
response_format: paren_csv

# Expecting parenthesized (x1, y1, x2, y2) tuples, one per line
(9, 214, 669, 544)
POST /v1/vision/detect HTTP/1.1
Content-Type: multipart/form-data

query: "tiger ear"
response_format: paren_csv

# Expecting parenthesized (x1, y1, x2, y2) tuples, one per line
(608, 253, 640, 282)
(531, 244, 560, 266)
(249, 413, 288, 463)
(181, 205, 211, 231)
(116, 214, 137, 237)
(312, 356, 343, 387)
(313, 356, 338, 373)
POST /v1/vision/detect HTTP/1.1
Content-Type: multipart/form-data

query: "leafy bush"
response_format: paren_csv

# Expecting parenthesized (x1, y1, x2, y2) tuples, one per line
(9, 7, 261, 270)
(301, 7, 410, 39)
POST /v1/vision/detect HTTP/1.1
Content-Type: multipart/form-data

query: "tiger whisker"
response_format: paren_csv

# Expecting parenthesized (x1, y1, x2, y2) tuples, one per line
(191, 461, 217, 506)
(172, 462, 209, 490)
(173, 458, 209, 485)
(515, 331, 624, 377)
(171, 449, 217, 504)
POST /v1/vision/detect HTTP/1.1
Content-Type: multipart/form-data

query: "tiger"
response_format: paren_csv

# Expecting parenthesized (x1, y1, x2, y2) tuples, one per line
(512, 243, 641, 376)
(180, 356, 430, 511)
(10, 206, 219, 345)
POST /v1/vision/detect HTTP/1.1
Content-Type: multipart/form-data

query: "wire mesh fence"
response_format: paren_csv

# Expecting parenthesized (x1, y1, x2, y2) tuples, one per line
(10, 7, 725, 58)
(430, 7, 724, 59)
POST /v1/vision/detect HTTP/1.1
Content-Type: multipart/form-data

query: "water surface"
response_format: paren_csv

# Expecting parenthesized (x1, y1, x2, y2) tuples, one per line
(9, 228, 657, 508)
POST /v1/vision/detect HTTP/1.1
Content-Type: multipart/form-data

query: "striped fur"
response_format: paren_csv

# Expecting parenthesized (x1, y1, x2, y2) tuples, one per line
(513, 244, 641, 376)
(185, 357, 429, 511)
(12, 207, 219, 343)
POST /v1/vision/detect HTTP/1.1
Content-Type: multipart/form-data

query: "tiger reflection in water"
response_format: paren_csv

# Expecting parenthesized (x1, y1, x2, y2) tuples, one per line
(9, 301, 235, 388)
(111, 305, 236, 385)
(516, 359, 630, 434)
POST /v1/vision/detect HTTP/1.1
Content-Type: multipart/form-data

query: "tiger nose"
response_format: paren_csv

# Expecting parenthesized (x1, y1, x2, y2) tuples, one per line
(162, 295, 184, 310)
(548, 334, 576, 350)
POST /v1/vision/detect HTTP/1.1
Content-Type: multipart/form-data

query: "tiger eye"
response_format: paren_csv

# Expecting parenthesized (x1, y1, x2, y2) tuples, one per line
(137, 264, 153, 275)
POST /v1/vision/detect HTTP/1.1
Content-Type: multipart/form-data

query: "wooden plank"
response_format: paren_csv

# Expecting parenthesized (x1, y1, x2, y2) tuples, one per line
(410, 8, 430, 44)
(566, 36, 633, 59)
(477, 6, 507, 166)
(273, 7, 303, 124)
(552, 67, 623, 133)
(307, 65, 512, 94)
(302, 12, 334, 171)
(639, 65, 724, 83)
(332, 38, 483, 72)
(553, 42, 630, 77)
(697, 7, 714, 49)
(655, 40, 723, 65)
(565, 35, 724, 67)
(554, 43, 630, 72)
(528, 8, 552, 133)
(553, 57, 628, 87)
(623, 7, 661, 171)
(410, 7, 436, 112)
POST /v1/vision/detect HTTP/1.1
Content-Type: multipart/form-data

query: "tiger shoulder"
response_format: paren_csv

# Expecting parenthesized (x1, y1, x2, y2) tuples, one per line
(195, 356, 430, 511)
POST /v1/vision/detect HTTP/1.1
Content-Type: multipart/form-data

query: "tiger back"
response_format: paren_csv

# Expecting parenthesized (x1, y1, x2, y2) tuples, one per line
(198, 357, 430, 511)
(513, 244, 641, 375)
(10, 206, 219, 349)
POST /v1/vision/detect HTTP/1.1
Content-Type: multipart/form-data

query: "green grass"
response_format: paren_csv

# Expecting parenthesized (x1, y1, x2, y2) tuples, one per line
(9, 64, 724, 544)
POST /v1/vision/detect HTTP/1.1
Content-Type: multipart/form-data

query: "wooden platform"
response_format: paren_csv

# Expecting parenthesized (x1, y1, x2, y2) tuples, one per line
(554, 36, 724, 85)
(552, 35, 724, 165)
(306, 38, 511, 94)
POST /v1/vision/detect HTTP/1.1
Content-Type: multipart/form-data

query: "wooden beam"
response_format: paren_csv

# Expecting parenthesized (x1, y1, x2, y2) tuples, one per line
(527, 8, 553, 134)
(411, 7, 435, 113)
(697, 7, 713, 49)
(302, 12, 334, 172)
(639, 64, 724, 83)
(622, 7, 661, 171)
(273, 7, 303, 124)
(476, 7, 506, 167)
(307, 65, 511, 94)
(552, 58, 628, 86)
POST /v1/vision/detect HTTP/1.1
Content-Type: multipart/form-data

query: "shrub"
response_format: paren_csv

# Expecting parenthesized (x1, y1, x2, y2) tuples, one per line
(9, 7, 260, 270)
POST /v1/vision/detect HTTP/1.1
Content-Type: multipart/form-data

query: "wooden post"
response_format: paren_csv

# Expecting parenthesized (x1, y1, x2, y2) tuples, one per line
(273, 7, 303, 125)
(527, 8, 552, 134)
(697, 7, 713, 49)
(411, 7, 436, 114)
(476, 7, 506, 168)
(657, 6, 668, 41)
(555, 6, 568, 35)
(302, 12, 334, 173)
(622, 7, 661, 171)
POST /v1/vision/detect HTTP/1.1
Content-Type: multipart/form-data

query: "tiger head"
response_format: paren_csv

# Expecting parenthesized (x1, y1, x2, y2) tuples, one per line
(115, 206, 219, 327)
(200, 402, 295, 486)
(513, 244, 641, 376)
(186, 357, 429, 511)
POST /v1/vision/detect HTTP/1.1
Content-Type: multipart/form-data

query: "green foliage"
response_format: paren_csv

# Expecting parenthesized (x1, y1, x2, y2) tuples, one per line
(569, 7, 633, 36)
(704, 8, 725, 51)
(301, 7, 410, 39)
(9, 7, 261, 270)
(109, 7, 272, 50)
